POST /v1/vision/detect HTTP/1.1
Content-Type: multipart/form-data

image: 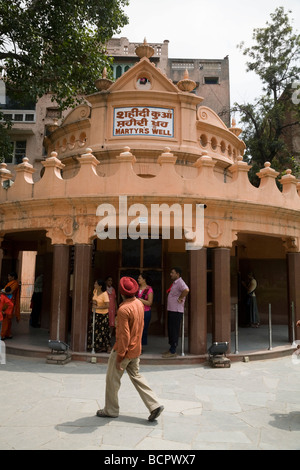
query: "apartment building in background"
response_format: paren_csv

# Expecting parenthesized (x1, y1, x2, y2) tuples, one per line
(0, 37, 230, 175)
(107, 37, 230, 127)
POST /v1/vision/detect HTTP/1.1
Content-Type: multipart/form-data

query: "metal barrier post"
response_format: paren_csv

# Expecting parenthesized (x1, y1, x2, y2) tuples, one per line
(91, 307, 96, 355)
(291, 301, 296, 346)
(181, 312, 185, 356)
(0, 340, 6, 364)
(234, 304, 239, 354)
(268, 303, 272, 350)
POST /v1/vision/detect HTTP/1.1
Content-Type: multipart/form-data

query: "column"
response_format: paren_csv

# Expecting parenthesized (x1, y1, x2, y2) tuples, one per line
(287, 252, 300, 341)
(71, 243, 93, 352)
(50, 245, 70, 342)
(212, 247, 231, 349)
(189, 248, 207, 354)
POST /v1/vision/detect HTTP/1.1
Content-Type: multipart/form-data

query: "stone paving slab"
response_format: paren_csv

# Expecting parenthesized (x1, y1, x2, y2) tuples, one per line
(0, 353, 300, 451)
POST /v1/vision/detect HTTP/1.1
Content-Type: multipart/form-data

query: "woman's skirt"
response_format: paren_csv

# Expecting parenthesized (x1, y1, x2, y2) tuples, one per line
(87, 312, 111, 352)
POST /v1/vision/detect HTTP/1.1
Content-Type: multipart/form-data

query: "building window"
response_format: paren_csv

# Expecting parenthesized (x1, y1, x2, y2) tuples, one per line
(8, 140, 26, 164)
(3, 113, 12, 121)
(156, 46, 161, 56)
(136, 76, 151, 90)
(1, 111, 36, 122)
(116, 65, 122, 79)
(46, 108, 61, 119)
(25, 114, 35, 122)
(124, 45, 128, 54)
(14, 114, 23, 121)
(204, 77, 219, 85)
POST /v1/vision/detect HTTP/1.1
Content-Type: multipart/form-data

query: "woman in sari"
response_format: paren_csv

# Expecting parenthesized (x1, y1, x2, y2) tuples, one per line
(1, 272, 20, 340)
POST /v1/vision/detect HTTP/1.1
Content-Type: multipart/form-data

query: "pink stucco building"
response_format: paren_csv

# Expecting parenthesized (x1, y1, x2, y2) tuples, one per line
(0, 43, 299, 357)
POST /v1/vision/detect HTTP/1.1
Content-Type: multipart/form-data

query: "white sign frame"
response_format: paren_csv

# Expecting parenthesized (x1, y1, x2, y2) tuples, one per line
(113, 106, 174, 137)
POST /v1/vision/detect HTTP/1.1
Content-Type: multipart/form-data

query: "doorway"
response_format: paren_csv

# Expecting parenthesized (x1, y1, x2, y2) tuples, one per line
(119, 238, 164, 334)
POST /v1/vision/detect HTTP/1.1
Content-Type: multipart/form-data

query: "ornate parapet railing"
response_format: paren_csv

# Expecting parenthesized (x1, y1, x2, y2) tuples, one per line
(1, 147, 299, 206)
(0, 147, 299, 248)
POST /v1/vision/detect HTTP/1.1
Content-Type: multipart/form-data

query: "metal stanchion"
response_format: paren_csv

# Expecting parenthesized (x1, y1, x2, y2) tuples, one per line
(234, 304, 239, 354)
(291, 301, 296, 346)
(268, 303, 272, 351)
(91, 307, 96, 355)
(181, 312, 185, 356)
(0, 339, 6, 364)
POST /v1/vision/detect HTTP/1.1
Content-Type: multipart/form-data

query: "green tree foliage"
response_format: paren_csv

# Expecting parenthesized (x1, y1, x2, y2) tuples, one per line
(233, 7, 300, 185)
(0, 0, 129, 162)
(0, 116, 12, 162)
(0, 0, 129, 108)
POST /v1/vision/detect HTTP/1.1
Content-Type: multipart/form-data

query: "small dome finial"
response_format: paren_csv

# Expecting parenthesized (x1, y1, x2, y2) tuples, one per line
(95, 67, 113, 91)
(135, 39, 154, 59)
(177, 69, 196, 92)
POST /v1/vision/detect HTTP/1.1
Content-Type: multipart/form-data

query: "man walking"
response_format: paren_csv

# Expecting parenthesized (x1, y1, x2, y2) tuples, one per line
(163, 267, 189, 358)
(96, 276, 164, 422)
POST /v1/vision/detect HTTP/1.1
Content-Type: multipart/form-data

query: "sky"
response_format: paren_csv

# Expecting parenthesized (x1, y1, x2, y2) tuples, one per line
(118, 0, 300, 115)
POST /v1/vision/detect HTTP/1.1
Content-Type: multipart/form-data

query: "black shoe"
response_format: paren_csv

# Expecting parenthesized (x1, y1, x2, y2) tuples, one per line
(148, 405, 164, 422)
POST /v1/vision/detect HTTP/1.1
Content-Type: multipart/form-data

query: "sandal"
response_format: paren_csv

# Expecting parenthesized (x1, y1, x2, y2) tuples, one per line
(96, 409, 117, 418)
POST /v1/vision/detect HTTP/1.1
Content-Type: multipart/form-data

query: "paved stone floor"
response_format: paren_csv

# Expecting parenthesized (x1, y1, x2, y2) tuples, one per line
(1, 351, 300, 450)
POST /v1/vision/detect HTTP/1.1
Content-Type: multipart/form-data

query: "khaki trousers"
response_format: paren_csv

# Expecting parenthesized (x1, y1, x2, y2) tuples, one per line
(103, 350, 161, 417)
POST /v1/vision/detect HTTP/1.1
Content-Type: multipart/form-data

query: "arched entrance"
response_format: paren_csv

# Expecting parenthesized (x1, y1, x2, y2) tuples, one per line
(92, 236, 190, 343)
(232, 233, 297, 348)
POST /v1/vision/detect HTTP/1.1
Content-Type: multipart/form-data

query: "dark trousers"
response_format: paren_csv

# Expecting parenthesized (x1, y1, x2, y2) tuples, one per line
(167, 310, 183, 353)
(142, 309, 151, 346)
(30, 292, 43, 327)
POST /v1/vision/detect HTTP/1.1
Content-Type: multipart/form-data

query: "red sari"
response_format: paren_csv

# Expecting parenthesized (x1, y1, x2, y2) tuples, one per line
(1, 280, 20, 339)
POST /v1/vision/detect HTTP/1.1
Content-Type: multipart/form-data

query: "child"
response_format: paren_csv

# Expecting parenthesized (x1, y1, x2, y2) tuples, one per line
(1, 286, 13, 299)
(0, 288, 14, 340)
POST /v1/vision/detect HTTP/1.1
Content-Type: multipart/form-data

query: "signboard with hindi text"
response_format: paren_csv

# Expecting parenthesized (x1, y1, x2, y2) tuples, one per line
(113, 106, 174, 137)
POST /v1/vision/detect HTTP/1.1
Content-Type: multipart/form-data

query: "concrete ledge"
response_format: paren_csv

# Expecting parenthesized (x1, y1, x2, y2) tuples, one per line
(5, 342, 295, 365)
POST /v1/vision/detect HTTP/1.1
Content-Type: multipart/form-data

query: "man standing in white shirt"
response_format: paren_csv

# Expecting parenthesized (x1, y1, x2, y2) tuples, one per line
(163, 267, 189, 358)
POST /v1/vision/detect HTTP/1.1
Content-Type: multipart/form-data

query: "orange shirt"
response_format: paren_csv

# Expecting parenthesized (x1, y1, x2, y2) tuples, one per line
(93, 289, 109, 314)
(113, 297, 144, 363)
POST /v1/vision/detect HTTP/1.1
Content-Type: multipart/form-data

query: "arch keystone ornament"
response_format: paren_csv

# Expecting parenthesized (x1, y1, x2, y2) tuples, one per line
(282, 237, 299, 253)
(207, 220, 222, 239)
